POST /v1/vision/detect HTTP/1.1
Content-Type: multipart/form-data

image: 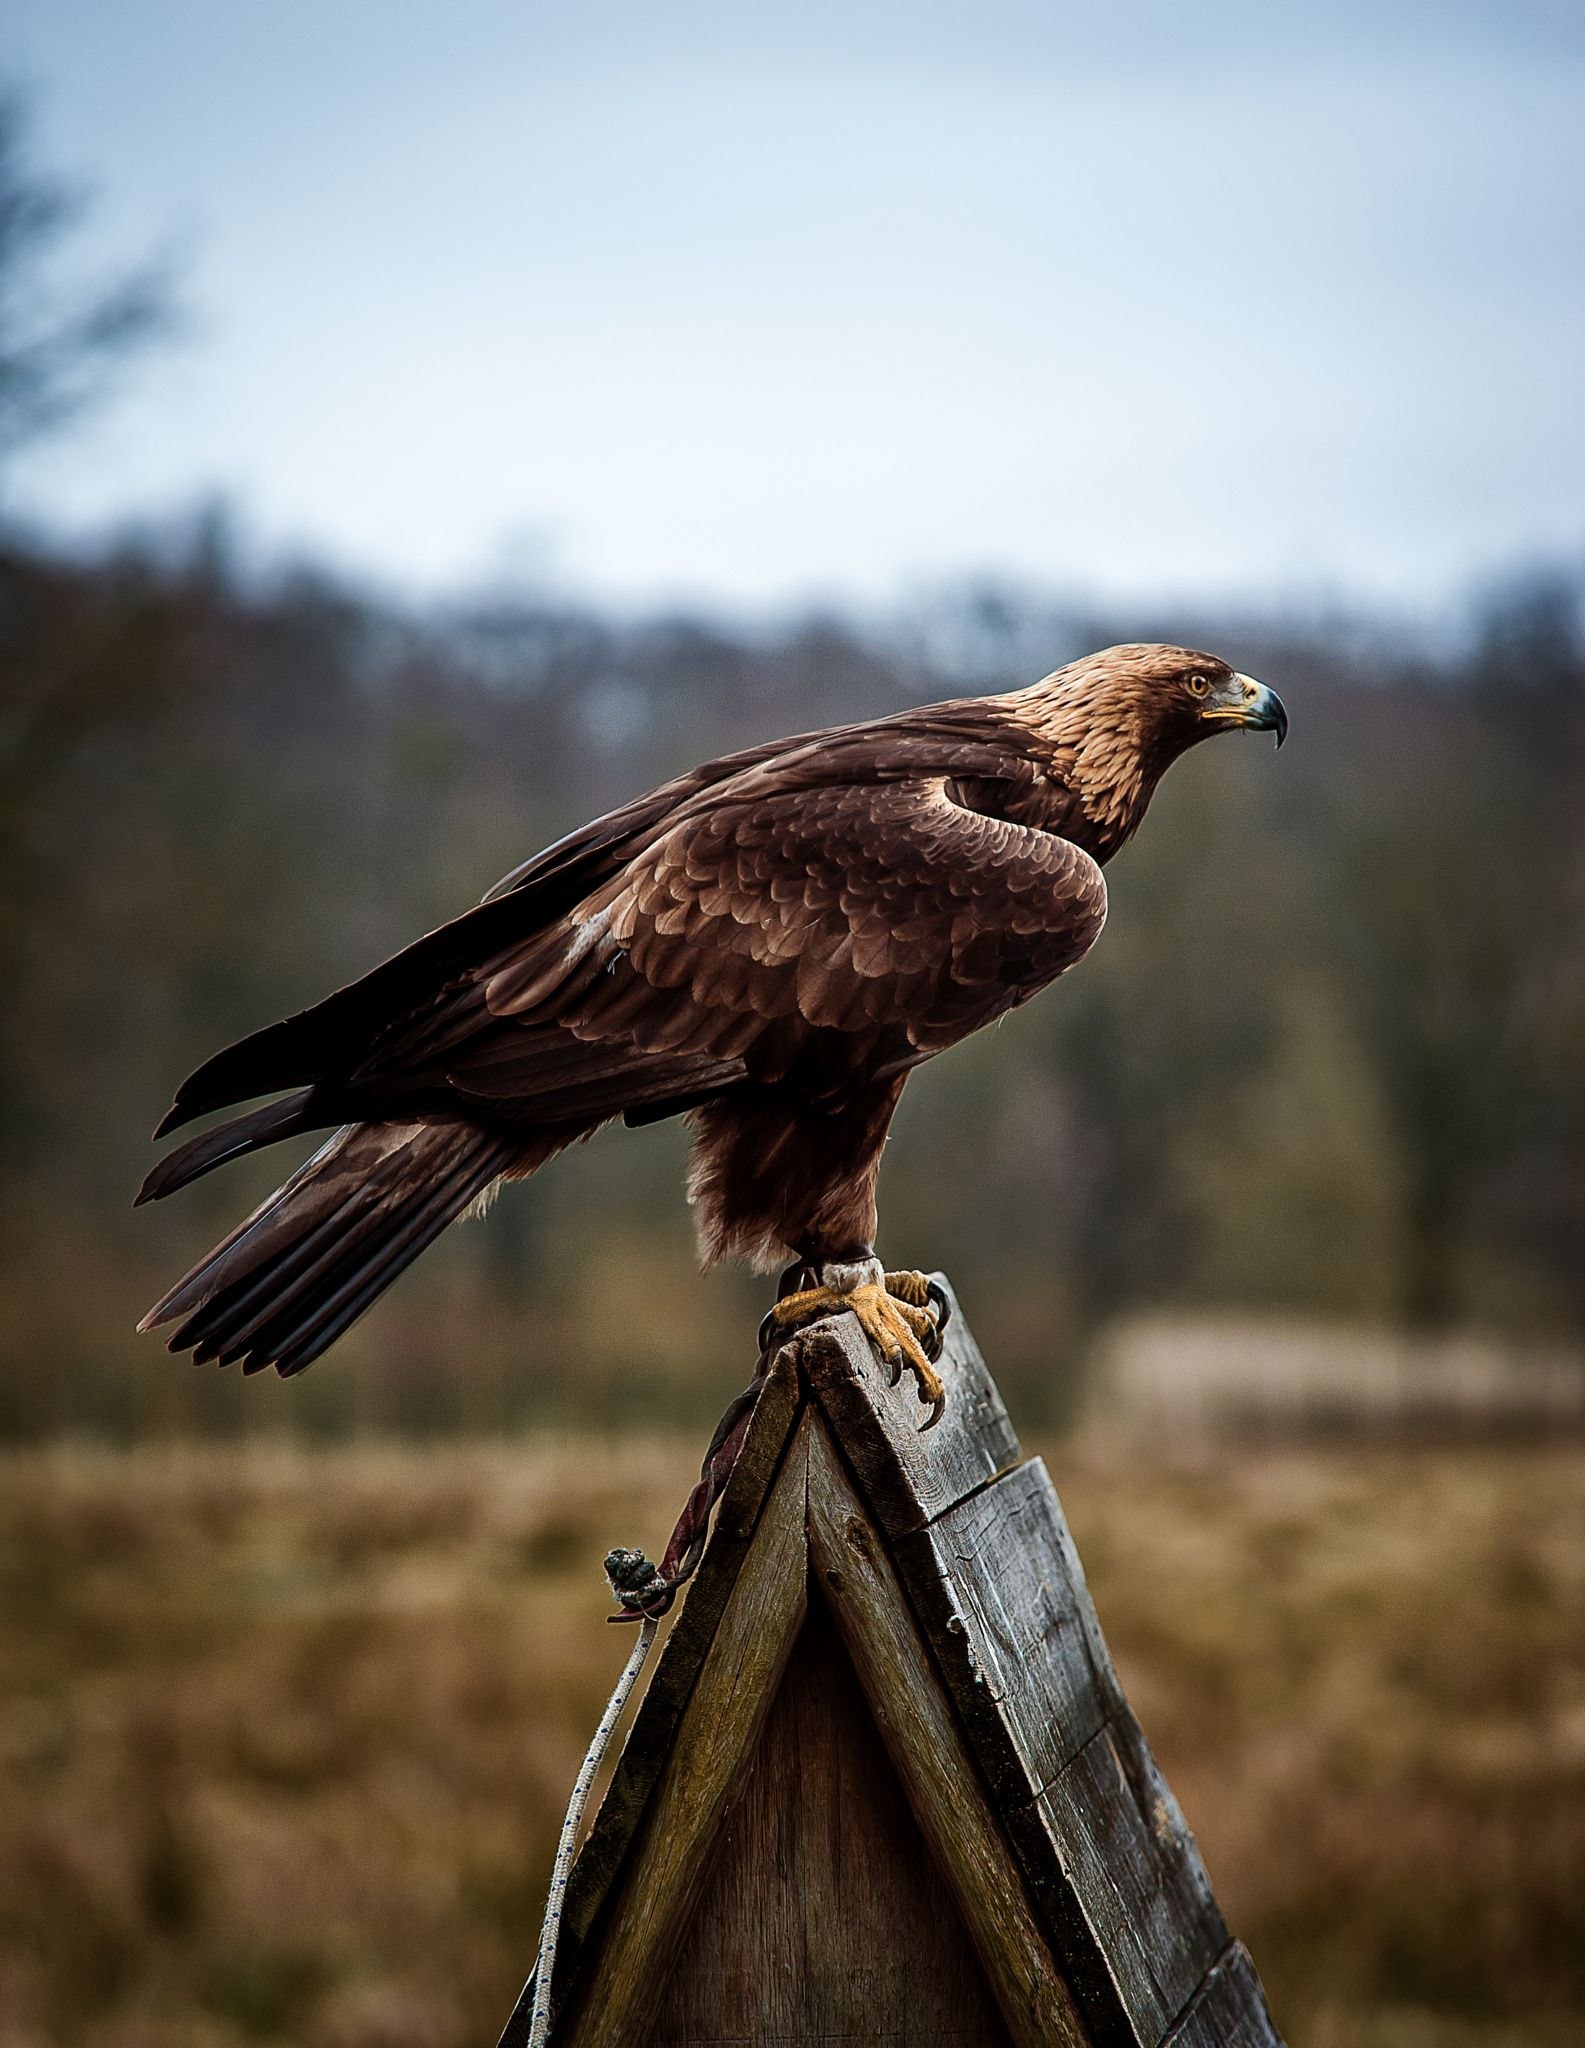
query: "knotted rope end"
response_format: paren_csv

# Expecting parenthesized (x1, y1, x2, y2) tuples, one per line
(604, 1545, 673, 1622)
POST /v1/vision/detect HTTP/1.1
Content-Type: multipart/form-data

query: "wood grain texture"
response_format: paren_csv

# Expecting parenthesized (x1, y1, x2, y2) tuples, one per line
(504, 1350, 803, 2045)
(648, 1593, 1016, 2045)
(892, 1456, 1126, 1807)
(1161, 1943, 1283, 2048)
(813, 1421, 1236, 2048)
(806, 1422, 1092, 2048)
(556, 1424, 811, 2048)
(1021, 1710, 1228, 2047)
(797, 1278, 1022, 1535)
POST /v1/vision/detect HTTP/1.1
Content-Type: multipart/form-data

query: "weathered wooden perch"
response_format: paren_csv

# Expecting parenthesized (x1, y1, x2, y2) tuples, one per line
(499, 1279, 1284, 2047)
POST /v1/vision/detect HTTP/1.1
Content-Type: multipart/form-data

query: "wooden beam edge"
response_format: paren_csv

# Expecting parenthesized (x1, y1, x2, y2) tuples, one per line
(498, 1351, 802, 2044)
(556, 1422, 813, 2047)
(799, 1337, 1236, 2048)
(805, 1417, 1093, 2048)
(1161, 1940, 1286, 2048)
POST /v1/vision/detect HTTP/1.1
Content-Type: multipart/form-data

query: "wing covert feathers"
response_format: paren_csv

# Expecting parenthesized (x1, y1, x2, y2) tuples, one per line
(488, 778, 1107, 1068)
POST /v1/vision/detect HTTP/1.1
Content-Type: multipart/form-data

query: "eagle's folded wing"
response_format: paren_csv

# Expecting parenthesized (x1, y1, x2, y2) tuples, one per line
(460, 777, 1107, 1105)
(148, 720, 1107, 1157)
(151, 709, 1009, 1133)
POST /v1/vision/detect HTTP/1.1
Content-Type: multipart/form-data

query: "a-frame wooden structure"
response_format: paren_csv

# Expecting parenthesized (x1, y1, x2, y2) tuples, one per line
(500, 1282, 1284, 2047)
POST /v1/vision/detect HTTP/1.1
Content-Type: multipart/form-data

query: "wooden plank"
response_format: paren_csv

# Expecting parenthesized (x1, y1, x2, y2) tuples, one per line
(892, 1457, 1127, 1808)
(506, 1348, 802, 2038)
(857, 1448, 1229, 2046)
(806, 1421, 1092, 2048)
(1018, 1708, 1228, 2048)
(553, 1414, 811, 2048)
(1162, 1943, 1284, 2048)
(648, 1593, 1016, 2045)
(798, 1276, 1023, 1535)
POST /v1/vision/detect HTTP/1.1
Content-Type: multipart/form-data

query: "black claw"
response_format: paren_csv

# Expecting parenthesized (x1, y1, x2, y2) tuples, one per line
(926, 1279, 951, 1333)
(919, 1393, 946, 1433)
(921, 1316, 944, 1364)
(758, 1308, 777, 1354)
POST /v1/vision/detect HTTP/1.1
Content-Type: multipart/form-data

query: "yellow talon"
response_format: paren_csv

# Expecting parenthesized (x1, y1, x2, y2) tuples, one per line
(765, 1283, 851, 1333)
(883, 1269, 934, 1309)
(768, 1277, 945, 1423)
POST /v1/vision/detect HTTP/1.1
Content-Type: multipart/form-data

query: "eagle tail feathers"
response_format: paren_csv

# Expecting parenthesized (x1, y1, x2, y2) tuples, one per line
(138, 1119, 529, 1377)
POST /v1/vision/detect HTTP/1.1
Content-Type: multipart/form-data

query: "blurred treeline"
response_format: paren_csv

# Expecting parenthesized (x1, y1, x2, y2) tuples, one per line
(2, 515, 1583, 1441)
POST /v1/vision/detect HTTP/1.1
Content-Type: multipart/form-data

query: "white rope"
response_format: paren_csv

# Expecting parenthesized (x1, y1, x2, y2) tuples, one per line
(527, 1613, 659, 2047)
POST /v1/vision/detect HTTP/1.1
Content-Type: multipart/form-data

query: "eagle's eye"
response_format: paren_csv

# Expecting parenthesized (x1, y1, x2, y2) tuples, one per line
(1186, 672, 1210, 697)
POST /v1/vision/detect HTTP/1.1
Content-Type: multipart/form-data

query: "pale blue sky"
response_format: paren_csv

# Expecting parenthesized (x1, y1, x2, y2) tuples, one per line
(7, 2, 1584, 609)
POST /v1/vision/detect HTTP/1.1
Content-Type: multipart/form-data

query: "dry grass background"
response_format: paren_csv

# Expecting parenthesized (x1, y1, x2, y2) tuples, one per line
(2, 1437, 1582, 2048)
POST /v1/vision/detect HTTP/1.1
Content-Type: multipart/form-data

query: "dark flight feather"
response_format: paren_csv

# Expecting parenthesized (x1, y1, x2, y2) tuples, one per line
(136, 1088, 319, 1204)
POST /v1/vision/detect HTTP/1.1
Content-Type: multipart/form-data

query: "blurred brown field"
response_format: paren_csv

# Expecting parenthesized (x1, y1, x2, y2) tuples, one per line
(2, 1434, 1582, 2048)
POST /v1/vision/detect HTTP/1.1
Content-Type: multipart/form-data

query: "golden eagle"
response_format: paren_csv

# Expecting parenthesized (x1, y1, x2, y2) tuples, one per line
(139, 643, 1286, 1418)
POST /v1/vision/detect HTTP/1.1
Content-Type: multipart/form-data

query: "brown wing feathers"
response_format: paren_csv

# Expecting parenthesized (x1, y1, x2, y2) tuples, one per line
(149, 721, 871, 1139)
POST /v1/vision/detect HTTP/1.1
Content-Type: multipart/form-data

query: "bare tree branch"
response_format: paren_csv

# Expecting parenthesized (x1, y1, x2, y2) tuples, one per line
(0, 87, 175, 469)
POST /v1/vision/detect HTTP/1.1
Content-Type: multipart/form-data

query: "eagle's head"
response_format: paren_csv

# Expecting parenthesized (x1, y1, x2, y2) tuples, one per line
(1020, 642, 1288, 859)
(1086, 642, 1287, 753)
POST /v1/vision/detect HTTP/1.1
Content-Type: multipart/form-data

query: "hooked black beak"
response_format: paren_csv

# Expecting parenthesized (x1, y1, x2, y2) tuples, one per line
(1204, 673, 1289, 748)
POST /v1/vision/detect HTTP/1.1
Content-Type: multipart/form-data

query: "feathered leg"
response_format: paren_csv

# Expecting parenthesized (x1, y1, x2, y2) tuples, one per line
(687, 1075, 950, 1422)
